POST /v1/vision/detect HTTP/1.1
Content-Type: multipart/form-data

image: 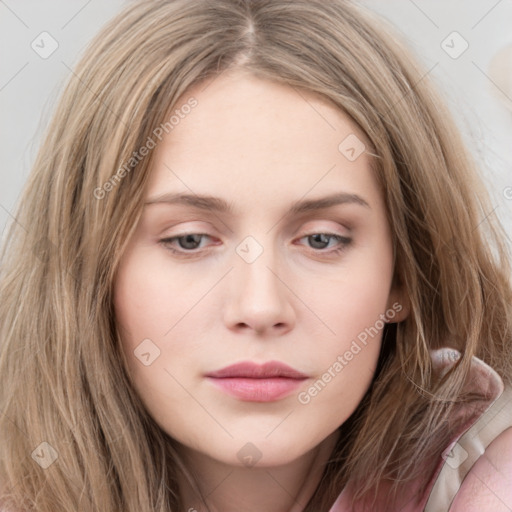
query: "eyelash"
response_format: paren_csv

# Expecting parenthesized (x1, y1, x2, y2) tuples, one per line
(158, 232, 352, 258)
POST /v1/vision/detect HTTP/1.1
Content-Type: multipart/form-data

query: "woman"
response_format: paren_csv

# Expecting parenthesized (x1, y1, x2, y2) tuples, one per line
(1, 1, 511, 510)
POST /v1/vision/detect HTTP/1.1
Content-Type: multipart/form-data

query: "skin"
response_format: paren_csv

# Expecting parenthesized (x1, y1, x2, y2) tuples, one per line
(113, 68, 409, 512)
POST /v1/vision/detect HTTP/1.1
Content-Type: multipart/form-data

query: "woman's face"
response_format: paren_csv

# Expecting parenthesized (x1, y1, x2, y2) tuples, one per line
(113, 69, 408, 468)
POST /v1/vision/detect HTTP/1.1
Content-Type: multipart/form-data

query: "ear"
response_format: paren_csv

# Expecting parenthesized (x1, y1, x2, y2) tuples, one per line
(385, 278, 410, 323)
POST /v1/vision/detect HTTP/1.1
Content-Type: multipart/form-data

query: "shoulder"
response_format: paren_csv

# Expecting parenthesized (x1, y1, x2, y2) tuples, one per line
(424, 351, 512, 512)
(449, 427, 512, 511)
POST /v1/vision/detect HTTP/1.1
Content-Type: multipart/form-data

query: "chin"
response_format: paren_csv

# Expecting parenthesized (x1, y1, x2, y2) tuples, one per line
(209, 437, 317, 469)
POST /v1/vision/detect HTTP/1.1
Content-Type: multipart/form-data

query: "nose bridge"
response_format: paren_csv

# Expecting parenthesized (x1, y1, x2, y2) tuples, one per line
(234, 233, 282, 300)
(223, 233, 294, 333)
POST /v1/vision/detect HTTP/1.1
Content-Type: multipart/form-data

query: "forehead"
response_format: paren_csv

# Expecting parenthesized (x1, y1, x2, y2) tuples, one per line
(145, 69, 381, 211)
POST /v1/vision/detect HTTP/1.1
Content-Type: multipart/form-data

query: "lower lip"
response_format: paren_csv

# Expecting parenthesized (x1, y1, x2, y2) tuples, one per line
(206, 377, 306, 402)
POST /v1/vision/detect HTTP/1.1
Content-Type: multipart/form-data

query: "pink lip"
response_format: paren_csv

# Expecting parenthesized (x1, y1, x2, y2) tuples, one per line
(205, 361, 308, 402)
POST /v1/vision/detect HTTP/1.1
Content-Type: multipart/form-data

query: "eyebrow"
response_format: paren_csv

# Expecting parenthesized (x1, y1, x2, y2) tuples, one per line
(143, 191, 370, 214)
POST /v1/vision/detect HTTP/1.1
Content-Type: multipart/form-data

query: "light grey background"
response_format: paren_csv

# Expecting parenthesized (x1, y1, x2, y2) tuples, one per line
(1, 0, 511, 247)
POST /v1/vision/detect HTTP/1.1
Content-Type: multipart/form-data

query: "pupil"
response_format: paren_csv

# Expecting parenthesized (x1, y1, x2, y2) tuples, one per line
(180, 234, 202, 249)
(309, 234, 329, 249)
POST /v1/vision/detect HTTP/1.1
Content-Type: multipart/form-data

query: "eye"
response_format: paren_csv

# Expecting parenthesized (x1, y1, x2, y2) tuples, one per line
(159, 232, 352, 258)
(159, 233, 214, 255)
(296, 233, 352, 255)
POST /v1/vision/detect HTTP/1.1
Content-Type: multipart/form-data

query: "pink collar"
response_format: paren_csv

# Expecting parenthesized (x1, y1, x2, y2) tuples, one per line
(328, 347, 504, 512)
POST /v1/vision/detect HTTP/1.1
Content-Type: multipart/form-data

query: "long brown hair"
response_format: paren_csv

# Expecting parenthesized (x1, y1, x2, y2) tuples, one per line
(1, 1, 511, 510)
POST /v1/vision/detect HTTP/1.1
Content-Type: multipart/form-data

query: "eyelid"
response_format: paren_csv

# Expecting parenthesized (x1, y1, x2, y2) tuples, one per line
(158, 217, 354, 253)
(159, 231, 352, 260)
(298, 222, 349, 233)
(295, 221, 351, 239)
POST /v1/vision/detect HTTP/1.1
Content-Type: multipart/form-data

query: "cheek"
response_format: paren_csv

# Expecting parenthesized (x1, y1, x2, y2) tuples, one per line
(314, 273, 388, 378)
(113, 252, 181, 383)
(112, 248, 217, 381)
(296, 295, 389, 427)
(309, 232, 394, 347)
(294, 234, 394, 412)
(113, 249, 203, 348)
(113, 256, 203, 435)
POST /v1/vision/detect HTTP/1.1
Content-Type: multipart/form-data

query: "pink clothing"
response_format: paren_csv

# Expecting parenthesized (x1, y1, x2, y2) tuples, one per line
(328, 348, 512, 511)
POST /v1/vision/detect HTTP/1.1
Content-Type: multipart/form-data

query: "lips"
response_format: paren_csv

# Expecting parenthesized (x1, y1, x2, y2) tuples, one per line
(205, 361, 308, 402)
(205, 361, 308, 379)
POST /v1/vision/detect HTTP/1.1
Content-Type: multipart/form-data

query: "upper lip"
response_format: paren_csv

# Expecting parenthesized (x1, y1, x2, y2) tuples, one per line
(206, 361, 308, 379)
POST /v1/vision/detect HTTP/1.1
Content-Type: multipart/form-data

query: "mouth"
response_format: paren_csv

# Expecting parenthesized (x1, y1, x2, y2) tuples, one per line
(205, 361, 308, 402)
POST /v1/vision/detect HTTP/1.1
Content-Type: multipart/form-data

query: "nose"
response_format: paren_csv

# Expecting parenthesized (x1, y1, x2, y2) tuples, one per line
(223, 242, 296, 336)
